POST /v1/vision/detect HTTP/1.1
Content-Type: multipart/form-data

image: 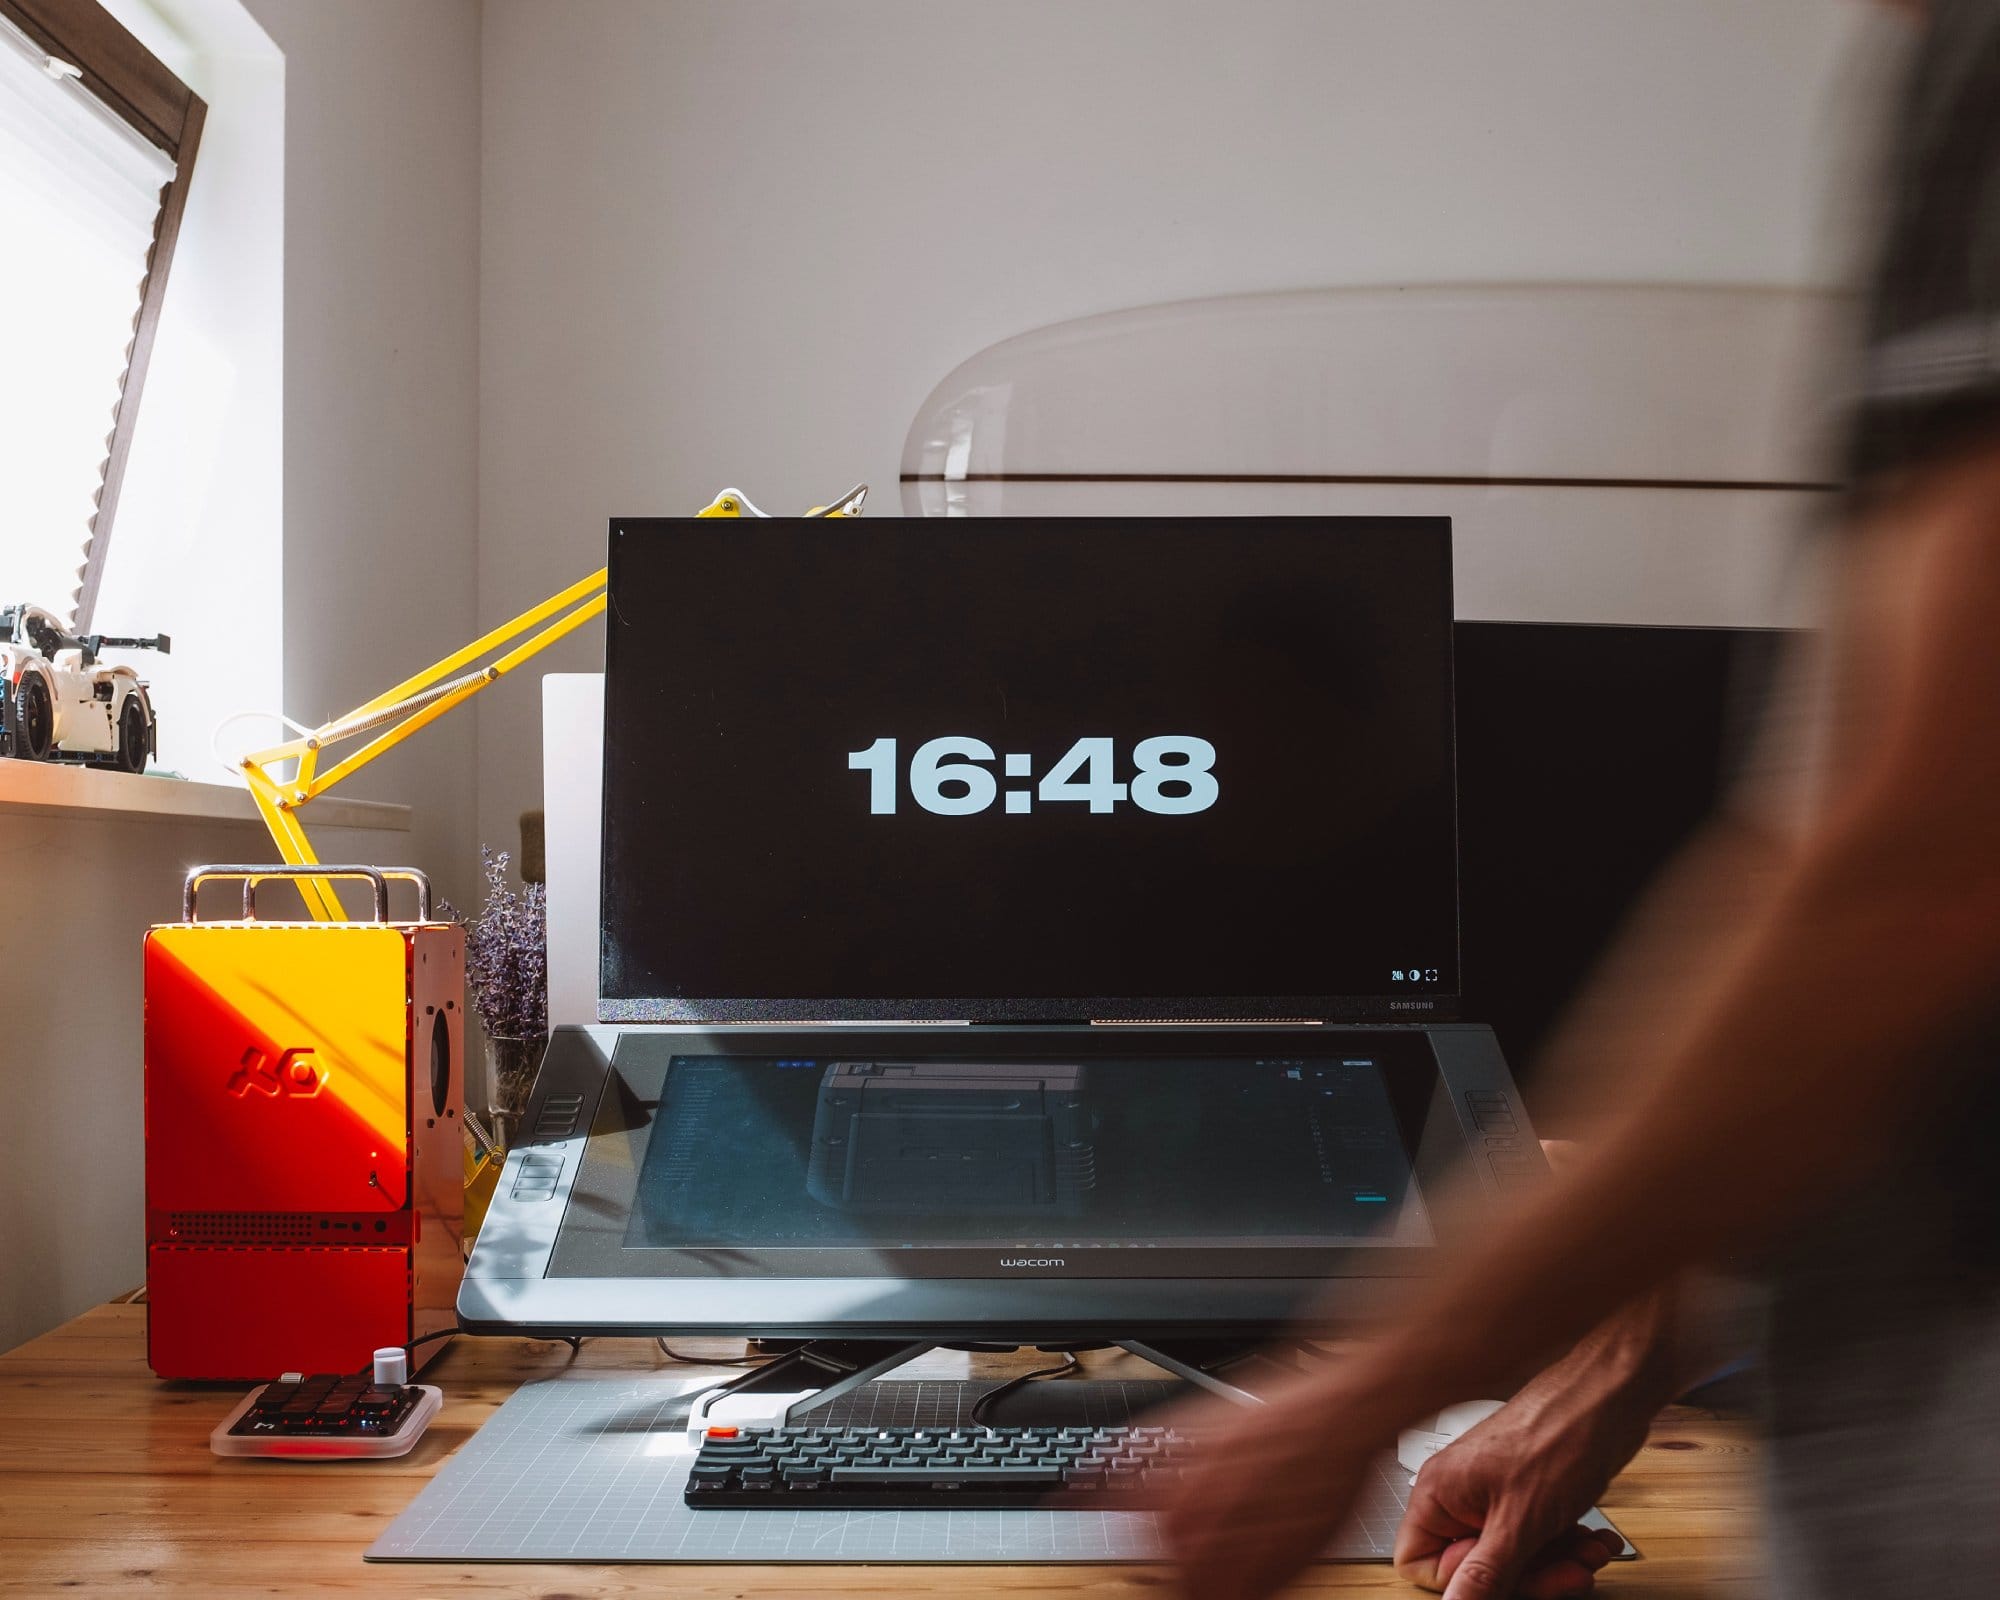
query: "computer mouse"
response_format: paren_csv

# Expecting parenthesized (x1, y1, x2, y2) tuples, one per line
(1397, 1398, 1506, 1476)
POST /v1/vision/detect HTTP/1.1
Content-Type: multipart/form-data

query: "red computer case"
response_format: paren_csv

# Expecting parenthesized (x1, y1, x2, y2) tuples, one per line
(143, 867, 464, 1380)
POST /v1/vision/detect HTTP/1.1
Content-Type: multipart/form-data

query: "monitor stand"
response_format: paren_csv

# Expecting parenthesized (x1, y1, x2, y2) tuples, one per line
(685, 1337, 1325, 1432)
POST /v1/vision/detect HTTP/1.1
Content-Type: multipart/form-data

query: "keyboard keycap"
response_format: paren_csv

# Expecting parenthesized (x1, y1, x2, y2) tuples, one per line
(831, 1465, 1063, 1486)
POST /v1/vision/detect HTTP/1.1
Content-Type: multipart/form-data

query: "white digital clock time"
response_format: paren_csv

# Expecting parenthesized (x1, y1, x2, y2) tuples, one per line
(846, 736, 1218, 817)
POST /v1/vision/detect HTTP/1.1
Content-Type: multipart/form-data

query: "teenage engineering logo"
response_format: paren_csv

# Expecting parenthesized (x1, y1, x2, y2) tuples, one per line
(226, 1046, 324, 1098)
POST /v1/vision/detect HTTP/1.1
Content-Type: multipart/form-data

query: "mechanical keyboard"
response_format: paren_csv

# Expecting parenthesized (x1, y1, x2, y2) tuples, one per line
(685, 1422, 1200, 1509)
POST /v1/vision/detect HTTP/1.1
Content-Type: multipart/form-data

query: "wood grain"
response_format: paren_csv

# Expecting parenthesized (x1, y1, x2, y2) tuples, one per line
(0, 1305, 1767, 1595)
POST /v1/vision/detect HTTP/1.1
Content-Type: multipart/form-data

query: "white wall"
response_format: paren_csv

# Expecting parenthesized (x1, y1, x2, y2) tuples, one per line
(94, 0, 284, 782)
(1, 0, 482, 1354)
(97, 0, 481, 870)
(475, 0, 1891, 854)
(243, 0, 482, 908)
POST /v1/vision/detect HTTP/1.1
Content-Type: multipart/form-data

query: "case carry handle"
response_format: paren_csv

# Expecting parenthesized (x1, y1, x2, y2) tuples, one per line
(182, 864, 434, 924)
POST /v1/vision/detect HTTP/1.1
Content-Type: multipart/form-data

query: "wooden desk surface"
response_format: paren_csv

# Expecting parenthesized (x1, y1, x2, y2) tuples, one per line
(0, 1304, 1766, 1596)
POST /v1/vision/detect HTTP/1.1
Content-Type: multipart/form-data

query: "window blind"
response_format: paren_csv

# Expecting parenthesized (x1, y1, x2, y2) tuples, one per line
(0, 12, 174, 628)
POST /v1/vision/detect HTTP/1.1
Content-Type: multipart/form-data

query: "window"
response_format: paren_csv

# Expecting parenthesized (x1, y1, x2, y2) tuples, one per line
(0, 0, 203, 632)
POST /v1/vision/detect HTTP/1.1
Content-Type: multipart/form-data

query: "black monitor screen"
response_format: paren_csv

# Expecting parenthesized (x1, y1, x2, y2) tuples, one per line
(600, 517, 1458, 1020)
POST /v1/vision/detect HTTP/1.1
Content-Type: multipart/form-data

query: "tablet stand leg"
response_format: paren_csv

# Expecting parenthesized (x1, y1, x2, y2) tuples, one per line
(697, 1339, 935, 1426)
(691, 1337, 1318, 1429)
(1117, 1339, 1323, 1408)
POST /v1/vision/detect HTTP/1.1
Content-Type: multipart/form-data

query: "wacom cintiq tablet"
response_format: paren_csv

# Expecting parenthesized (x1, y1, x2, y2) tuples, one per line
(460, 517, 1548, 1339)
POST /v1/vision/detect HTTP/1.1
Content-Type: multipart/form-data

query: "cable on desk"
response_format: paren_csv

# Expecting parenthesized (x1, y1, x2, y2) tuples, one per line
(969, 1350, 1084, 1425)
(350, 1328, 462, 1384)
(344, 1325, 461, 1377)
(656, 1338, 775, 1367)
(347, 1325, 579, 1372)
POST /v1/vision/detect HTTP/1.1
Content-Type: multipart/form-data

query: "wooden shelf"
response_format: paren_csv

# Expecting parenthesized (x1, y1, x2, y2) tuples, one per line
(0, 759, 410, 831)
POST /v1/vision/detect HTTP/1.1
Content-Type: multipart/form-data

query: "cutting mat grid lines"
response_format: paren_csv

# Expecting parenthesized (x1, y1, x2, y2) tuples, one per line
(369, 1375, 1412, 1564)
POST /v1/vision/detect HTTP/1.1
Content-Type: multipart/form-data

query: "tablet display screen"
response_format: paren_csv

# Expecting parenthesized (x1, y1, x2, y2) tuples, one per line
(624, 1053, 1431, 1257)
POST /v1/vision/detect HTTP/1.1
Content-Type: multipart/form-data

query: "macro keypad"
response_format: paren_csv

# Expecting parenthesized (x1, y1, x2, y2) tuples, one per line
(229, 1373, 424, 1438)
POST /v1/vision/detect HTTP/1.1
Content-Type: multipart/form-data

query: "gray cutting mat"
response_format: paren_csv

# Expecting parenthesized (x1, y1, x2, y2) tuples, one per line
(368, 1373, 1421, 1564)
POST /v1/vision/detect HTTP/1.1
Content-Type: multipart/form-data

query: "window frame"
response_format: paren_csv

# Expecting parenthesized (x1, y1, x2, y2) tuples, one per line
(0, 0, 205, 631)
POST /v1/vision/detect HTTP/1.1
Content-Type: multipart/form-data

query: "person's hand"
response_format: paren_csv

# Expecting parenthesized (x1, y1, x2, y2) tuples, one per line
(1161, 1362, 1641, 1600)
(1387, 1139, 1656, 1598)
(1160, 1365, 1402, 1600)
(1164, 1139, 1670, 1600)
(1392, 1392, 1637, 1598)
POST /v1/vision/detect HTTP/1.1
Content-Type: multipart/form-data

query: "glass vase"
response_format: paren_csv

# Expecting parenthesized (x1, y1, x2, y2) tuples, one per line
(484, 1031, 547, 1150)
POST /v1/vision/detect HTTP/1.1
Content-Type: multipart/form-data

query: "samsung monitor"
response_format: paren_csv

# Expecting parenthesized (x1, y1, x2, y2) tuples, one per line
(597, 515, 1460, 1023)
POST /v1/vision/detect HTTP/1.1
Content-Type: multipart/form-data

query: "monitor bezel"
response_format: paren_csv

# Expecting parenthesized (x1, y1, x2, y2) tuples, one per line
(598, 514, 1462, 1026)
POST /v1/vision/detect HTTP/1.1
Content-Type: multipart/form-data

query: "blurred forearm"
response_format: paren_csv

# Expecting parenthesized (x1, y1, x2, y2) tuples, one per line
(1338, 445, 2000, 1428)
(1530, 815, 1790, 1136)
(1380, 811, 2000, 1409)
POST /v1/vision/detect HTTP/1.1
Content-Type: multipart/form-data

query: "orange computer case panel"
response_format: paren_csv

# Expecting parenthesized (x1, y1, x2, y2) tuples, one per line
(144, 867, 465, 1380)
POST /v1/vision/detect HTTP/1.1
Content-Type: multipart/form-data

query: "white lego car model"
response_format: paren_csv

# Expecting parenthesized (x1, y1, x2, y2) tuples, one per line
(1, 603, 168, 774)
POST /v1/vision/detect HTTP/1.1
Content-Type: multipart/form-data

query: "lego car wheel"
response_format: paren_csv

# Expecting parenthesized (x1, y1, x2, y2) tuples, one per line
(114, 696, 150, 774)
(11, 675, 53, 760)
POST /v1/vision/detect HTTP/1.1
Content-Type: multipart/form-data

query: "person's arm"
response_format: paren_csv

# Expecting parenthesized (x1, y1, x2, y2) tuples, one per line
(1392, 1134, 1759, 1596)
(1166, 443, 2000, 1600)
(1528, 810, 1796, 1136)
(1369, 451, 2000, 1404)
(1391, 1287, 1679, 1596)
(1379, 647, 1803, 1594)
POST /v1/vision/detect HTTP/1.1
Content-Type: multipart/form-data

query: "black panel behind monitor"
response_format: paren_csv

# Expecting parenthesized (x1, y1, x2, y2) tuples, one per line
(1454, 621, 1786, 1085)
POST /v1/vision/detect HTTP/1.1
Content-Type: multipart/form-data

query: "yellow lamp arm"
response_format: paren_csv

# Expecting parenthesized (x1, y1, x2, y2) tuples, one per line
(236, 484, 865, 919)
